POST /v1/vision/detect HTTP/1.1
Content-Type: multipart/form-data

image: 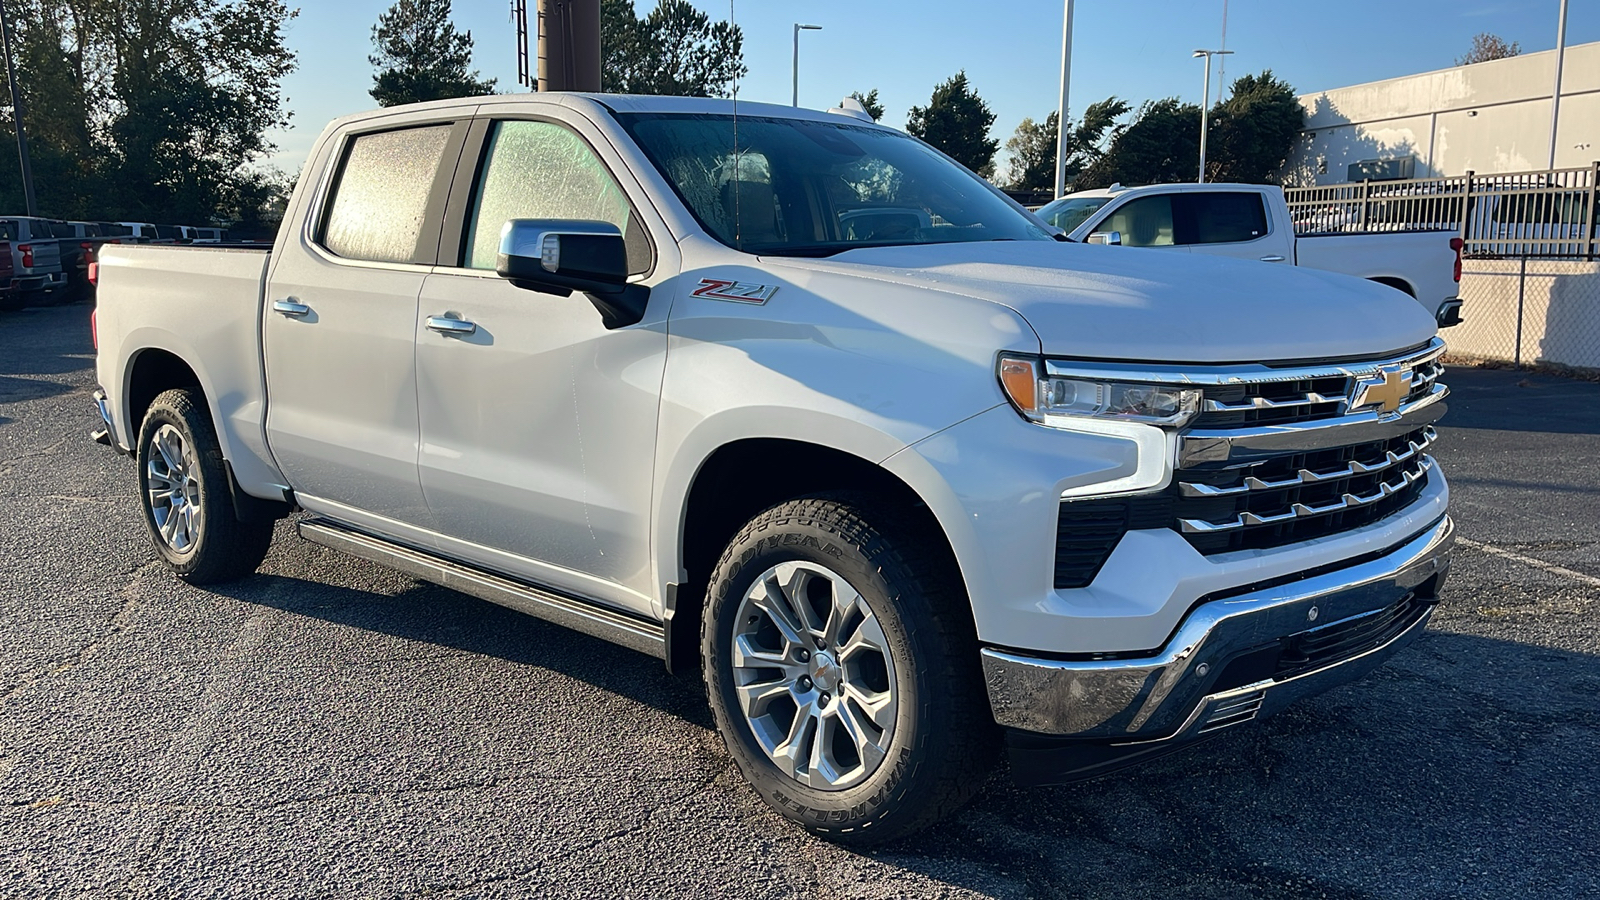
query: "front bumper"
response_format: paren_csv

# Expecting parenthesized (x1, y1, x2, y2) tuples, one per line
(983, 514, 1453, 785)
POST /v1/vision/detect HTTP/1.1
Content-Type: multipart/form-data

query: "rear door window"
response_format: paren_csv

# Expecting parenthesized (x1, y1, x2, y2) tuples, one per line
(321, 124, 455, 264)
(1180, 192, 1269, 244)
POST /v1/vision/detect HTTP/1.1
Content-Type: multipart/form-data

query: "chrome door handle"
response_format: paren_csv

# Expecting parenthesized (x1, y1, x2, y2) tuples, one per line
(273, 298, 311, 318)
(1259, 255, 1287, 262)
(426, 315, 477, 336)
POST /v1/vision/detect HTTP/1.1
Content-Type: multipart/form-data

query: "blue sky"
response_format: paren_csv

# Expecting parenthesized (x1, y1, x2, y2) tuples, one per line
(266, 0, 1599, 178)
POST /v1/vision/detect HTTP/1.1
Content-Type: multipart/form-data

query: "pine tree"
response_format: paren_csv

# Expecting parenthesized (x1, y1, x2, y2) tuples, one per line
(848, 89, 884, 122)
(369, 0, 495, 108)
(600, 0, 744, 97)
(907, 72, 998, 176)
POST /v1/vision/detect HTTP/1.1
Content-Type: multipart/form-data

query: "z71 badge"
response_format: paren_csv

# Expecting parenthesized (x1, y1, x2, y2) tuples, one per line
(692, 278, 779, 304)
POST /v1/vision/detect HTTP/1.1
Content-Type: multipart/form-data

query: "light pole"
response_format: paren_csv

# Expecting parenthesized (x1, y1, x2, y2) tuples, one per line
(1053, 0, 1074, 199)
(1193, 48, 1233, 183)
(792, 23, 821, 107)
(1547, 0, 1569, 170)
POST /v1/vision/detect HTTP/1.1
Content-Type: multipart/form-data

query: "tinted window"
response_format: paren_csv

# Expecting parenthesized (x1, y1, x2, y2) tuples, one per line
(48, 221, 75, 238)
(0, 221, 14, 241)
(1100, 195, 1175, 247)
(1184, 192, 1268, 244)
(463, 120, 648, 273)
(323, 124, 453, 264)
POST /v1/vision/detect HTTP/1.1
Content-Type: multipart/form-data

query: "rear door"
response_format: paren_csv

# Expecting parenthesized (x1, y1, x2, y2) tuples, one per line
(1173, 190, 1288, 262)
(263, 115, 471, 534)
(411, 111, 669, 613)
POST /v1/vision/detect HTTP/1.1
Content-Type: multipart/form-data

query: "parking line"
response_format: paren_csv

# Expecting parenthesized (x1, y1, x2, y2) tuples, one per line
(1459, 538, 1600, 589)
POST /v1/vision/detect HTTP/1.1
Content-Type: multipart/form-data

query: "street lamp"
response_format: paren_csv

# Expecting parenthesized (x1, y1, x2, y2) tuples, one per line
(792, 23, 822, 107)
(1053, 0, 1074, 199)
(1193, 48, 1233, 183)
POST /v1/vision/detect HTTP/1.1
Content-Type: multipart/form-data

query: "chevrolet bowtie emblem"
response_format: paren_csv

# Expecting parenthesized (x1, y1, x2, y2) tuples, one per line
(1352, 367, 1408, 414)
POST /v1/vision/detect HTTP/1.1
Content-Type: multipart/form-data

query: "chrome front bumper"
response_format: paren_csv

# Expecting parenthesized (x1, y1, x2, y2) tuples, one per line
(984, 515, 1453, 782)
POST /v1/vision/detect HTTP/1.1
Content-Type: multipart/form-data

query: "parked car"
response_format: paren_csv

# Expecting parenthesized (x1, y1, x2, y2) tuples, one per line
(55, 220, 111, 303)
(1038, 183, 1466, 326)
(0, 216, 68, 305)
(114, 222, 160, 243)
(190, 227, 228, 243)
(0, 223, 18, 312)
(92, 95, 1453, 844)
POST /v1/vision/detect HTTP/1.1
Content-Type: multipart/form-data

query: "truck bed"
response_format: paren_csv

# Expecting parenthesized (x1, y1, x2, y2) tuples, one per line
(1296, 230, 1459, 319)
(93, 244, 283, 494)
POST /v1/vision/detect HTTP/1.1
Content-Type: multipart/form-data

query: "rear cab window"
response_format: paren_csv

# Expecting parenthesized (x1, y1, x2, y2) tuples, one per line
(318, 123, 459, 264)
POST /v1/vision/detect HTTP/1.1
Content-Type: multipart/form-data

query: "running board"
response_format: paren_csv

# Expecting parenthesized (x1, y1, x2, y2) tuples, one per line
(297, 518, 667, 659)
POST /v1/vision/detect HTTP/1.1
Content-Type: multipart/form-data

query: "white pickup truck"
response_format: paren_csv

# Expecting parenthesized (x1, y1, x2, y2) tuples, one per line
(92, 94, 1454, 844)
(1037, 183, 1465, 327)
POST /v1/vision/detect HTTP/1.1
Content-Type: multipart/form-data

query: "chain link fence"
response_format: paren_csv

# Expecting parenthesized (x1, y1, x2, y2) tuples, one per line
(1447, 258, 1600, 374)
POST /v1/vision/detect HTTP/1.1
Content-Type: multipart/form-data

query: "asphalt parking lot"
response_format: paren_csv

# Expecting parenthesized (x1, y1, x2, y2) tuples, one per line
(2, 302, 1597, 899)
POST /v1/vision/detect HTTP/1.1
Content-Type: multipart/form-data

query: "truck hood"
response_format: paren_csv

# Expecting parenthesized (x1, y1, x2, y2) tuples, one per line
(764, 241, 1438, 363)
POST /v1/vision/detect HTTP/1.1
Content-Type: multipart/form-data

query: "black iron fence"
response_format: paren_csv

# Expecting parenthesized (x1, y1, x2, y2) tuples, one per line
(1284, 163, 1600, 260)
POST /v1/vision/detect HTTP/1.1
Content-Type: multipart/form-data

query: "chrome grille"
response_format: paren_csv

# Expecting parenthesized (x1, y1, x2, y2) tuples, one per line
(1051, 339, 1448, 578)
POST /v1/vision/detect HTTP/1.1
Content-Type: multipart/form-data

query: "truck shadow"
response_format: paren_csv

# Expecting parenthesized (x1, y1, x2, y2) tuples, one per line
(208, 568, 717, 731)
(212, 553, 1598, 896)
(878, 628, 1600, 897)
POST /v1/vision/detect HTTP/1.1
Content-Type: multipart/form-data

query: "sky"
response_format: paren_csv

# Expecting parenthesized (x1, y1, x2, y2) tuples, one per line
(265, 0, 1600, 178)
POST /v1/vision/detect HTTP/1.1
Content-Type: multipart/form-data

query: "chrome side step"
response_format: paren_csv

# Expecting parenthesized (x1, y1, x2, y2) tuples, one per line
(297, 518, 667, 659)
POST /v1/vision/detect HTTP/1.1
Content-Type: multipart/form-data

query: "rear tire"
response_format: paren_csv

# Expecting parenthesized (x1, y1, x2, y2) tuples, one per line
(701, 495, 997, 845)
(136, 388, 274, 584)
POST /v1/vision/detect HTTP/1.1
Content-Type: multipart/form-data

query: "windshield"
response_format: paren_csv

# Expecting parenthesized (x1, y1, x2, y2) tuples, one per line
(1036, 196, 1111, 233)
(617, 113, 1054, 256)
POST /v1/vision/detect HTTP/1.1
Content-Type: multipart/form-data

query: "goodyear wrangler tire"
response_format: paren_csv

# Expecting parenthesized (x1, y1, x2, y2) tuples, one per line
(136, 388, 274, 584)
(701, 495, 997, 845)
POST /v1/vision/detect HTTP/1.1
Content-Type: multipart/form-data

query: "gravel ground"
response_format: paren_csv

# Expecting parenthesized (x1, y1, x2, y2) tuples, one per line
(2, 303, 1596, 899)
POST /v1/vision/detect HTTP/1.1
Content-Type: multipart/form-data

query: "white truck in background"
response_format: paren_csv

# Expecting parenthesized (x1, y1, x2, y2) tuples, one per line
(1037, 183, 1465, 327)
(92, 93, 1455, 845)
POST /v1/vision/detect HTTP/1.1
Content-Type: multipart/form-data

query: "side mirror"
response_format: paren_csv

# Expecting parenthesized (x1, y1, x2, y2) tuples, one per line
(1086, 231, 1122, 246)
(496, 218, 648, 329)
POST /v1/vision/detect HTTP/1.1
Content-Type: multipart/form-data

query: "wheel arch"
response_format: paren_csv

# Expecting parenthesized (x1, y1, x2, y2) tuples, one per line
(664, 437, 967, 674)
(1368, 276, 1416, 298)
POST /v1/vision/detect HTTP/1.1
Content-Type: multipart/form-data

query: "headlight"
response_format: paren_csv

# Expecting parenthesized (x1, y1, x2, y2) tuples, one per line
(998, 355, 1201, 428)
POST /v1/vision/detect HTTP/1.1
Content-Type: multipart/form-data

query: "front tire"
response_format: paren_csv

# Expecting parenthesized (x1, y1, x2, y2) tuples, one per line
(701, 495, 997, 845)
(136, 388, 274, 584)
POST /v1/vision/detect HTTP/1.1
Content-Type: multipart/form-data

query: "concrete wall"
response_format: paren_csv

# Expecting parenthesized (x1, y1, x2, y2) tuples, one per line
(1447, 259, 1600, 370)
(1283, 42, 1600, 185)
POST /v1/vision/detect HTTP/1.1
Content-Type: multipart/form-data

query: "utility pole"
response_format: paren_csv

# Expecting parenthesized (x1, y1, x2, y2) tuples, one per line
(537, 0, 600, 92)
(0, 0, 36, 215)
(1547, 0, 1569, 170)
(1193, 48, 1232, 183)
(792, 23, 821, 106)
(1053, 0, 1074, 199)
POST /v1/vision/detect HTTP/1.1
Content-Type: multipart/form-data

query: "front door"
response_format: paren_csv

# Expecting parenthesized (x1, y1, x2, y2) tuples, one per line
(264, 120, 465, 530)
(414, 116, 666, 615)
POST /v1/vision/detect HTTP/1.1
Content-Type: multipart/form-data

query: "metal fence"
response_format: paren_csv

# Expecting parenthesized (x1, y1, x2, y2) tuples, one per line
(1284, 163, 1600, 260)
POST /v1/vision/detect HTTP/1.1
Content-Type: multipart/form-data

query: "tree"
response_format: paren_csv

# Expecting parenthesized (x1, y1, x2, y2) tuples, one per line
(369, 0, 495, 107)
(1457, 33, 1520, 66)
(848, 89, 884, 122)
(907, 72, 997, 176)
(1002, 98, 1129, 190)
(601, 0, 745, 97)
(1075, 72, 1299, 188)
(0, 0, 298, 231)
(1205, 71, 1303, 183)
(1075, 98, 1200, 189)
(1003, 112, 1056, 191)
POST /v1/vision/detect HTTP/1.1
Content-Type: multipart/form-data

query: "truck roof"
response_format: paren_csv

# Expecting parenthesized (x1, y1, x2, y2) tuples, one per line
(1063, 182, 1287, 201)
(325, 92, 890, 131)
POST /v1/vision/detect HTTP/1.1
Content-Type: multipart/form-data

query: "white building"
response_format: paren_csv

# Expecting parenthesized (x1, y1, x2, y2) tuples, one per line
(1283, 40, 1600, 185)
